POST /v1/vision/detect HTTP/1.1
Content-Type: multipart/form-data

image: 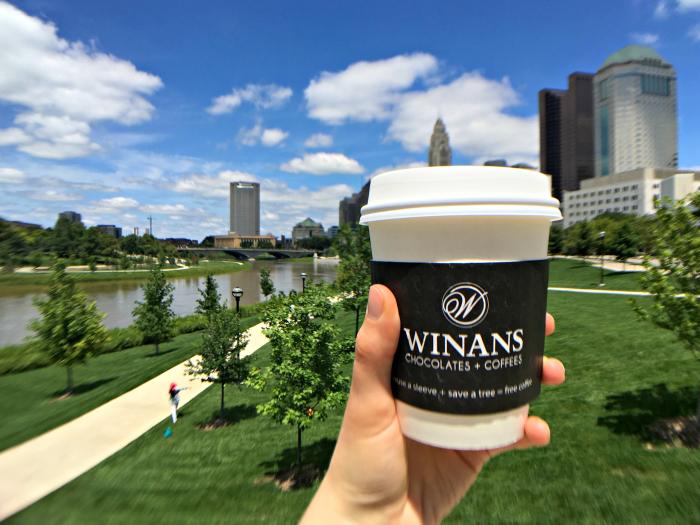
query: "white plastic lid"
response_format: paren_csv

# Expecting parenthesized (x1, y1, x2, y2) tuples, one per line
(360, 166, 562, 223)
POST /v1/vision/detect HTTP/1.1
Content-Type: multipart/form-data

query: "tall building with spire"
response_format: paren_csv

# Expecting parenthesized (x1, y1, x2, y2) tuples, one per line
(428, 118, 452, 166)
(594, 45, 677, 177)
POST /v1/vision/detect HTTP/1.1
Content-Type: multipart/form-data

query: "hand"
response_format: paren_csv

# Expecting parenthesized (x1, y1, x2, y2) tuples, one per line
(302, 285, 565, 525)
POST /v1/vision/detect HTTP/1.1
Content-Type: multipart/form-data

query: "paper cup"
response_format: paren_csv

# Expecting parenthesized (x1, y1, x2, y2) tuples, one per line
(360, 166, 561, 450)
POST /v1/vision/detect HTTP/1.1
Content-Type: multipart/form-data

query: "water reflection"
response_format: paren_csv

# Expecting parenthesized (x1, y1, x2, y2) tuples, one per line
(0, 259, 338, 346)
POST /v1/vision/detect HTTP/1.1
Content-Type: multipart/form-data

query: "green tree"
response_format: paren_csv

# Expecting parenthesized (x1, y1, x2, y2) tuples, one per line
(610, 221, 640, 268)
(548, 224, 564, 255)
(133, 266, 175, 355)
(334, 225, 372, 335)
(635, 193, 700, 418)
(564, 221, 595, 258)
(259, 267, 275, 298)
(246, 283, 350, 470)
(195, 274, 223, 318)
(187, 308, 250, 421)
(31, 264, 107, 394)
(52, 216, 85, 259)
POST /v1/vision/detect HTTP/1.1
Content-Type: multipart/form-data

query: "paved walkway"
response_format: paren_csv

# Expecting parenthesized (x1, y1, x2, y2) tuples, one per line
(0, 323, 269, 521)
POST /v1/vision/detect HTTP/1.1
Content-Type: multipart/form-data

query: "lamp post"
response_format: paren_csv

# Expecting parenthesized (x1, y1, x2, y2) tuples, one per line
(300, 272, 307, 292)
(231, 287, 243, 313)
(598, 231, 606, 287)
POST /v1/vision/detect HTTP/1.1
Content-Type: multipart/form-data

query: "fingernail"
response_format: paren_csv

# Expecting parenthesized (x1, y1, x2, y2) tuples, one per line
(366, 286, 384, 320)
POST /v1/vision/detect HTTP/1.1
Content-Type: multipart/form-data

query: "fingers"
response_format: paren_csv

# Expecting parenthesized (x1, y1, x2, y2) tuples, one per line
(542, 356, 565, 385)
(545, 313, 555, 336)
(487, 416, 551, 458)
(343, 285, 401, 435)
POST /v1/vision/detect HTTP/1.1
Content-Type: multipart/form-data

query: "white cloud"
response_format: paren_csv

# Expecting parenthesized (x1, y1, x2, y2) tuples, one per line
(207, 84, 293, 115)
(0, 128, 31, 146)
(168, 168, 352, 234)
(630, 32, 659, 44)
(30, 189, 82, 201)
(369, 161, 426, 180)
(0, 168, 26, 183)
(304, 133, 333, 148)
(388, 72, 538, 158)
(305, 53, 438, 124)
(236, 120, 288, 147)
(173, 170, 258, 198)
(141, 203, 188, 215)
(98, 196, 139, 209)
(654, 0, 670, 17)
(678, 0, 700, 11)
(689, 24, 700, 41)
(304, 54, 538, 160)
(261, 128, 288, 146)
(0, 2, 162, 159)
(280, 152, 365, 175)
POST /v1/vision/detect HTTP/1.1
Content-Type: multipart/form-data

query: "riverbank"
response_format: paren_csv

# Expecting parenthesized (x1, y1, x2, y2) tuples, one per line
(0, 260, 251, 287)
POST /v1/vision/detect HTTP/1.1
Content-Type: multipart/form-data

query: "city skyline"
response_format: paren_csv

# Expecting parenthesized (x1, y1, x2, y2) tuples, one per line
(1, 0, 700, 239)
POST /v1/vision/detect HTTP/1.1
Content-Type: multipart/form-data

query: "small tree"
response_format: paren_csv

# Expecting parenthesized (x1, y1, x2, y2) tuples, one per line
(610, 221, 639, 269)
(196, 274, 222, 318)
(335, 225, 371, 336)
(260, 267, 275, 298)
(246, 283, 350, 470)
(133, 266, 175, 355)
(187, 308, 249, 421)
(548, 224, 564, 255)
(31, 264, 108, 394)
(635, 193, 700, 419)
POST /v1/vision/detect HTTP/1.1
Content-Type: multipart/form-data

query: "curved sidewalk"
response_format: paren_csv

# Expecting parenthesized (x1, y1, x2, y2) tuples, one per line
(0, 322, 269, 521)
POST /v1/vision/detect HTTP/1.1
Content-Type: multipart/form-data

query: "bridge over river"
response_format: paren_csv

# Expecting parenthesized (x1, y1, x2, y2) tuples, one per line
(176, 247, 315, 260)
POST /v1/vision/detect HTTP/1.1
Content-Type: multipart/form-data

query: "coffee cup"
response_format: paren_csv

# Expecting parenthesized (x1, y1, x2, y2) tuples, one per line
(360, 166, 561, 450)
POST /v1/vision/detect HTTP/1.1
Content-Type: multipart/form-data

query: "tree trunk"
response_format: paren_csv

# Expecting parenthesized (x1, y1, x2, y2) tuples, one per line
(220, 382, 225, 421)
(155, 342, 160, 355)
(66, 366, 73, 395)
(355, 307, 360, 336)
(296, 425, 302, 471)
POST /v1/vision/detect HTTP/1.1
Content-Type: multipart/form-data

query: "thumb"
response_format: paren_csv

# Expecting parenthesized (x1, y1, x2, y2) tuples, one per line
(343, 284, 401, 436)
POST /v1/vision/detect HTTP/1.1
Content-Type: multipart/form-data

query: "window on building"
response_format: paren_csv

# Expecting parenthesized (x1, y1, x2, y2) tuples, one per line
(614, 197, 620, 202)
(614, 188, 619, 193)
(623, 206, 628, 211)
(599, 78, 609, 100)
(641, 74, 670, 96)
(632, 205, 638, 210)
(632, 195, 638, 200)
(606, 189, 611, 194)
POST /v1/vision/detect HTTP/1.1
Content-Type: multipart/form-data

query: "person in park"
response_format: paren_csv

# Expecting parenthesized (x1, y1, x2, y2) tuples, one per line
(168, 382, 188, 423)
(302, 285, 566, 524)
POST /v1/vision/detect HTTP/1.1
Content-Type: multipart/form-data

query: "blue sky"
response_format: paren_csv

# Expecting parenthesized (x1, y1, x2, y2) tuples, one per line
(1, 0, 699, 239)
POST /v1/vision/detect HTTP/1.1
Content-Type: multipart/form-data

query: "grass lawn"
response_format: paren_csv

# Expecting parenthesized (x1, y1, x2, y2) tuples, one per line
(548, 257, 643, 290)
(0, 260, 251, 287)
(9, 294, 700, 524)
(0, 316, 259, 452)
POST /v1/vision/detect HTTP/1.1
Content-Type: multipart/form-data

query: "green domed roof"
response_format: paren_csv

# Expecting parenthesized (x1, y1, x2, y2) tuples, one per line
(601, 45, 669, 69)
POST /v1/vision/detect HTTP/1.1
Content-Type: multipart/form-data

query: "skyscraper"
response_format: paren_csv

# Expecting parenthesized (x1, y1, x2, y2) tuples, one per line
(338, 181, 370, 227)
(539, 73, 594, 203)
(428, 118, 452, 166)
(594, 45, 677, 177)
(229, 182, 260, 235)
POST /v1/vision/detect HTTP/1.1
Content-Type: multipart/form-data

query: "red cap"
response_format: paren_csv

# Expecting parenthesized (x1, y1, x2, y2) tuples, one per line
(169, 383, 177, 391)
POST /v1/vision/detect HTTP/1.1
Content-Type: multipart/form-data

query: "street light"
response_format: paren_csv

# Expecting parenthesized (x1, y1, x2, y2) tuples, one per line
(300, 272, 308, 292)
(598, 231, 606, 287)
(231, 287, 243, 313)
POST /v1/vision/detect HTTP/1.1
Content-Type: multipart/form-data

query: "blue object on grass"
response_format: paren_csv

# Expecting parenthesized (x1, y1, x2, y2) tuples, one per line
(164, 426, 173, 438)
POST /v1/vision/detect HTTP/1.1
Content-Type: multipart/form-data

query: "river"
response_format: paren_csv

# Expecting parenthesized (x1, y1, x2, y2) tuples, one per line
(0, 258, 338, 347)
